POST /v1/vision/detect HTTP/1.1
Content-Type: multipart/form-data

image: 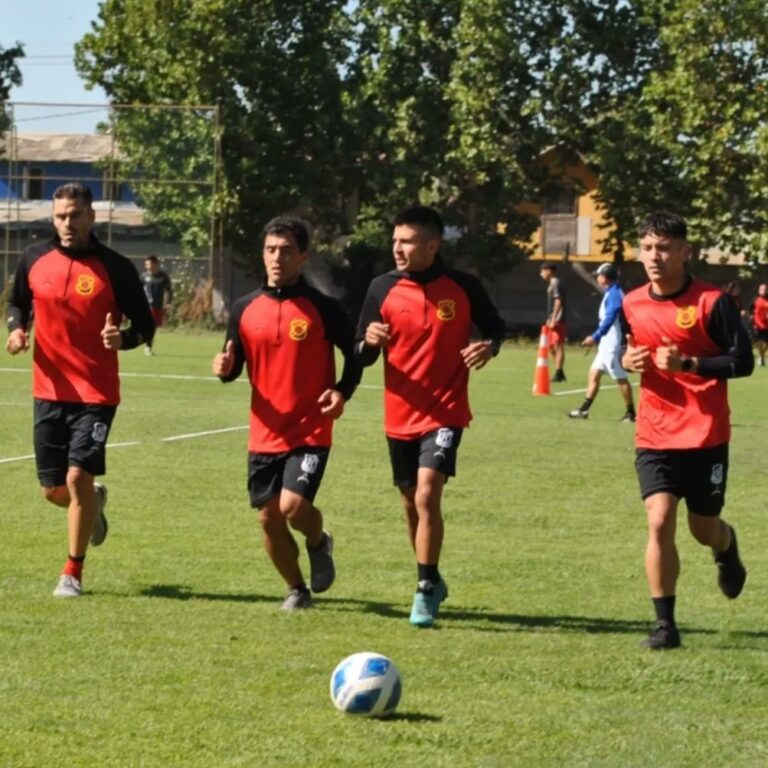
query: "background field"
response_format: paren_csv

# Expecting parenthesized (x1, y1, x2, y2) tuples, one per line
(1, 331, 767, 767)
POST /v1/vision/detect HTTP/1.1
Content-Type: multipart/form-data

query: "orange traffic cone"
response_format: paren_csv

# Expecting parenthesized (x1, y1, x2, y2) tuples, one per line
(532, 325, 551, 396)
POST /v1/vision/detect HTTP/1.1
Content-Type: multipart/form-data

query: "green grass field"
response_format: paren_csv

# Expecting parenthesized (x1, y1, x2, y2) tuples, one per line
(1, 331, 767, 767)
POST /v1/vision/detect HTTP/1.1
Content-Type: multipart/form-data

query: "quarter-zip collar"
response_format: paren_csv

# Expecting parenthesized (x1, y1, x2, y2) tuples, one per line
(262, 275, 308, 300)
(402, 254, 446, 284)
(54, 234, 100, 260)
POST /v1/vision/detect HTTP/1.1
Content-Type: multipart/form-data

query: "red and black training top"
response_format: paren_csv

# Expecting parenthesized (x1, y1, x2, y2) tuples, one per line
(8, 236, 155, 406)
(219, 277, 361, 453)
(622, 277, 753, 450)
(355, 256, 505, 439)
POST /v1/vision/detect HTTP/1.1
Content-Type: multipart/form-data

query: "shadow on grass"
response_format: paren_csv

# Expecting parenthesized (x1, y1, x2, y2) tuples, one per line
(141, 583, 278, 604)
(385, 712, 442, 723)
(140, 585, 768, 640)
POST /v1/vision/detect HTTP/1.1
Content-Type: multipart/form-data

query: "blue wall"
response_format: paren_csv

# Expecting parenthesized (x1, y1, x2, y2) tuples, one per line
(0, 160, 137, 202)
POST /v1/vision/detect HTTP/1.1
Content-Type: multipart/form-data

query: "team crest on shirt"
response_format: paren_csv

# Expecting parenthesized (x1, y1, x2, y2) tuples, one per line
(436, 299, 456, 321)
(75, 274, 96, 296)
(289, 318, 309, 341)
(676, 306, 697, 329)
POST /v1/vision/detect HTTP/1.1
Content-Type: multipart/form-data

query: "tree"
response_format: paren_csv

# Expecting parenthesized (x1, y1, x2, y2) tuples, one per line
(76, 0, 354, 264)
(0, 43, 24, 136)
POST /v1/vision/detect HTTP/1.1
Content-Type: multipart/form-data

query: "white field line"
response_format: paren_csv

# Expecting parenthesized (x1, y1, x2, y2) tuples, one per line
(552, 385, 618, 396)
(161, 425, 248, 442)
(1, 367, 383, 389)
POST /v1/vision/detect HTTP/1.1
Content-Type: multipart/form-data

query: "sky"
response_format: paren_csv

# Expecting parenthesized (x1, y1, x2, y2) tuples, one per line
(3, 0, 108, 133)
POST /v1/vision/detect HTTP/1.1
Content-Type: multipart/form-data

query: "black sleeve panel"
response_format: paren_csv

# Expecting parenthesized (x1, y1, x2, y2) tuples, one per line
(101, 247, 156, 350)
(447, 269, 506, 355)
(699, 293, 754, 379)
(164, 271, 174, 302)
(218, 293, 253, 383)
(306, 287, 362, 401)
(354, 273, 398, 367)
(7, 252, 33, 332)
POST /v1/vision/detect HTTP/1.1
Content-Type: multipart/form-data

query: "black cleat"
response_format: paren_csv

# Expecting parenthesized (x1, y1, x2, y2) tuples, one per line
(714, 526, 747, 599)
(567, 409, 588, 419)
(641, 620, 681, 650)
(551, 370, 567, 383)
(620, 412, 636, 423)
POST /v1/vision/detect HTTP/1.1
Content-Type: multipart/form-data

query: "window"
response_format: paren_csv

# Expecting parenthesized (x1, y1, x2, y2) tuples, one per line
(103, 170, 125, 202)
(25, 167, 44, 200)
(542, 187, 577, 215)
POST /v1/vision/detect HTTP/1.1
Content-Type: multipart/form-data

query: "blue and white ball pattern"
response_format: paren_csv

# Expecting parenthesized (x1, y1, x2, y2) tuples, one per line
(330, 652, 402, 717)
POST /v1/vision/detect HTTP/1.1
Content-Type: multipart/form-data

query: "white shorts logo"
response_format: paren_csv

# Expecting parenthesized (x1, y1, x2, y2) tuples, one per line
(298, 453, 320, 484)
(91, 422, 108, 443)
(301, 454, 320, 475)
(710, 463, 724, 486)
(435, 428, 454, 449)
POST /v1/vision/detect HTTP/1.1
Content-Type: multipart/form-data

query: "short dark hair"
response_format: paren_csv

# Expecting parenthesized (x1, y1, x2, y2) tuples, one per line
(53, 182, 93, 206)
(145, 255, 159, 264)
(540, 262, 556, 272)
(638, 211, 687, 240)
(263, 215, 311, 253)
(393, 205, 444, 239)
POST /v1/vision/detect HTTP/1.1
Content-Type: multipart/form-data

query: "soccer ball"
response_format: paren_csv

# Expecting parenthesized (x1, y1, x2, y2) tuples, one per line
(329, 652, 402, 717)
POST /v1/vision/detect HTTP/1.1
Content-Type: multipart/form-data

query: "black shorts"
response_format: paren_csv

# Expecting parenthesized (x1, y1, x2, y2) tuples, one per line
(755, 328, 768, 342)
(635, 443, 729, 517)
(387, 427, 464, 488)
(34, 399, 117, 487)
(248, 446, 330, 508)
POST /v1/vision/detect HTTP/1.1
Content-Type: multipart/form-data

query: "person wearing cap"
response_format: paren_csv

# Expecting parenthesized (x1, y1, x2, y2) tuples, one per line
(212, 215, 362, 611)
(539, 262, 567, 382)
(567, 261, 636, 422)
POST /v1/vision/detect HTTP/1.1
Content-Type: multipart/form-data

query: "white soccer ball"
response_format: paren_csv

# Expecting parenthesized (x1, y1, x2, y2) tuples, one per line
(330, 652, 402, 717)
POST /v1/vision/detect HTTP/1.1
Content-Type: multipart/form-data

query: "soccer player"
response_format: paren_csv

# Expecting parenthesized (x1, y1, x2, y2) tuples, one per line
(212, 215, 361, 611)
(568, 262, 635, 422)
(6, 182, 154, 598)
(750, 283, 768, 367)
(355, 205, 505, 628)
(539, 262, 567, 382)
(622, 211, 753, 650)
(141, 255, 173, 355)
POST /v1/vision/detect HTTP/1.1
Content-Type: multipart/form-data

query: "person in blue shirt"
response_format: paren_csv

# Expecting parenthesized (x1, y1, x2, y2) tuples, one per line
(568, 262, 636, 421)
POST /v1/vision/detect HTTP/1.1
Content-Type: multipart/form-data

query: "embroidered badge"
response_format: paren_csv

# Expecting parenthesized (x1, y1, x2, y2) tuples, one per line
(75, 274, 96, 296)
(436, 299, 456, 321)
(676, 306, 697, 329)
(289, 318, 309, 341)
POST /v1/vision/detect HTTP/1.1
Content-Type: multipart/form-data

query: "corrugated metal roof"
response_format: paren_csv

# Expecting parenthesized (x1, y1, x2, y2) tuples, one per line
(2, 200, 146, 227)
(0, 133, 120, 162)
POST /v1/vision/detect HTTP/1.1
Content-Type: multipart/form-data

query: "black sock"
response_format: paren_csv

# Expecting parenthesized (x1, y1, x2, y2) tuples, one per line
(417, 563, 440, 592)
(579, 398, 593, 412)
(652, 595, 676, 626)
(626, 405, 636, 417)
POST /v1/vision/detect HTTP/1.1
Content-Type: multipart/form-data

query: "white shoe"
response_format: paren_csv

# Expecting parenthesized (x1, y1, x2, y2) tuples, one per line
(144, 346, 154, 356)
(91, 482, 109, 546)
(53, 574, 82, 598)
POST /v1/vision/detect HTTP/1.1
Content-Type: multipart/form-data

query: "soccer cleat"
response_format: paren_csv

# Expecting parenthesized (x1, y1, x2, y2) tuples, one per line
(620, 412, 636, 423)
(53, 574, 83, 598)
(551, 370, 567, 383)
(641, 620, 681, 650)
(281, 586, 313, 611)
(306, 530, 335, 593)
(91, 482, 109, 547)
(568, 409, 588, 419)
(714, 526, 747, 599)
(144, 346, 154, 356)
(409, 578, 449, 628)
